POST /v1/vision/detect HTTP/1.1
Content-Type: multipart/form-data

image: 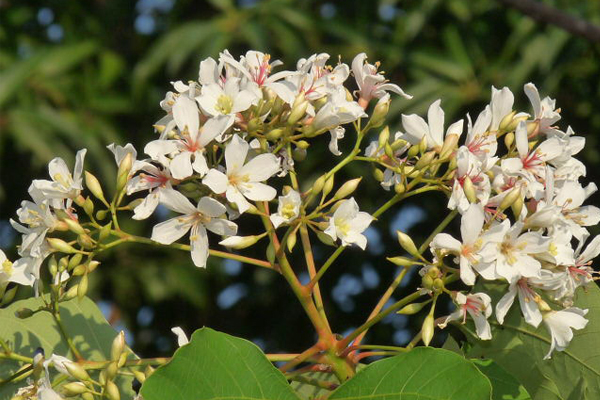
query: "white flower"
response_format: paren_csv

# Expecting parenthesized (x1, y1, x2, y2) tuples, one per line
(145, 97, 234, 179)
(551, 181, 600, 242)
(401, 99, 463, 150)
(196, 77, 259, 117)
(490, 86, 515, 131)
(10, 197, 58, 258)
(270, 190, 301, 228)
(126, 160, 174, 220)
(329, 126, 345, 156)
(31, 149, 87, 209)
(351, 53, 411, 106)
(151, 189, 237, 268)
(439, 292, 492, 340)
(524, 82, 561, 135)
(496, 277, 544, 328)
(448, 146, 491, 213)
(203, 134, 280, 214)
(324, 198, 373, 250)
(542, 307, 588, 359)
(171, 326, 189, 347)
(431, 204, 501, 285)
(465, 106, 498, 169)
(310, 87, 367, 132)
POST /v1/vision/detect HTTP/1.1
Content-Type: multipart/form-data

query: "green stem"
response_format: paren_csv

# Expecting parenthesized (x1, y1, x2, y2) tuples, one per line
(53, 307, 83, 361)
(307, 246, 344, 290)
(0, 352, 33, 364)
(287, 375, 339, 391)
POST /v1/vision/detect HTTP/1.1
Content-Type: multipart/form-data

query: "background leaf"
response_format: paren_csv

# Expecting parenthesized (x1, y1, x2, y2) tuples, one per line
(329, 347, 492, 400)
(140, 327, 301, 400)
(0, 296, 135, 400)
(472, 359, 531, 400)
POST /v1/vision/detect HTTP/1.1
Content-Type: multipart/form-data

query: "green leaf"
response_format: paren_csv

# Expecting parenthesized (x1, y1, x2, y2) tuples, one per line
(464, 284, 600, 400)
(472, 359, 531, 400)
(0, 296, 135, 400)
(290, 370, 340, 399)
(329, 347, 492, 399)
(140, 327, 301, 400)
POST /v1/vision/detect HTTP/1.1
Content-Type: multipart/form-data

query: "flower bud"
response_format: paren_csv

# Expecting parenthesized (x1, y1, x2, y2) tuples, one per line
(316, 230, 336, 246)
(105, 380, 120, 400)
(397, 300, 430, 315)
(526, 121, 539, 137)
(287, 95, 309, 126)
(323, 176, 334, 199)
(247, 117, 263, 133)
(99, 222, 112, 242)
(62, 382, 88, 396)
(47, 238, 77, 254)
(432, 278, 445, 292)
(106, 360, 118, 380)
(65, 361, 91, 381)
(266, 242, 276, 264)
(296, 140, 310, 150)
(133, 369, 146, 383)
(386, 256, 415, 267)
(219, 235, 264, 249)
(83, 197, 94, 216)
(286, 229, 297, 252)
(68, 254, 83, 271)
(1, 284, 17, 306)
(462, 176, 477, 204)
(312, 175, 326, 196)
(64, 285, 78, 300)
(421, 274, 434, 289)
(292, 147, 307, 161)
(407, 144, 420, 159)
(96, 210, 108, 221)
(498, 110, 516, 131)
(111, 331, 126, 361)
(394, 182, 406, 194)
(333, 178, 362, 200)
(439, 133, 459, 160)
(72, 264, 87, 277)
(415, 151, 436, 170)
(418, 136, 428, 154)
(87, 260, 100, 273)
(372, 168, 384, 182)
(511, 196, 524, 220)
(504, 132, 515, 149)
(64, 219, 86, 235)
(384, 142, 395, 160)
(126, 198, 144, 210)
(265, 128, 284, 141)
(397, 231, 421, 259)
(117, 153, 134, 189)
(506, 115, 527, 133)
(369, 97, 390, 129)
(378, 126, 390, 150)
(499, 187, 521, 211)
(85, 172, 107, 204)
(77, 234, 95, 250)
(77, 274, 88, 301)
(422, 311, 435, 346)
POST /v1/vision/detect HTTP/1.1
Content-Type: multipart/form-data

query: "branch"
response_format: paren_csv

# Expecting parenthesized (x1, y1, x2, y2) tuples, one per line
(497, 0, 600, 43)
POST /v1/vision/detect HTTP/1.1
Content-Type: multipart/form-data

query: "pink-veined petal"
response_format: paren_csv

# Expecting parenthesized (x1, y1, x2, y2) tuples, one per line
(151, 216, 192, 245)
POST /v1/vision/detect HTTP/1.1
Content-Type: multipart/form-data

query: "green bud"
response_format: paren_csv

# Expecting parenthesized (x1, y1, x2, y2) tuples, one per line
(83, 197, 94, 216)
(266, 242, 276, 265)
(65, 361, 91, 381)
(47, 238, 77, 254)
(84, 171, 107, 204)
(77, 274, 88, 301)
(87, 260, 100, 273)
(105, 360, 118, 380)
(439, 133, 459, 159)
(116, 153, 134, 193)
(511, 196, 524, 220)
(77, 234, 95, 250)
(287, 229, 297, 252)
(64, 218, 85, 235)
(219, 235, 264, 250)
(394, 182, 406, 194)
(64, 285, 78, 300)
(386, 256, 415, 267)
(105, 380, 120, 400)
(126, 198, 144, 210)
(132, 369, 146, 383)
(527, 121, 539, 137)
(62, 382, 88, 396)
(81, 393, 95, 400)
(390, 138, 408, 151)
(96, 210, 108, 221)
(396, 231, 421, 259)
(68, 254, 83, 271)
(316, 230, 336, 246)
(418, 136, 428, 154)
(247, 117, 263, 133)
(111, 332, 126, 361)
(504, 131, 515, 149)
(369, 97, 390, 128)
(415, 151, 436, 170)
(407, 144, 420, 159)
(372, 168, 384, 182)
(296, 140, 310, 150)
(506, 115, 527, 133)
(498, 110, 516, 131)
(292, 147, 307, 161)
(421, 274, 434, 289)
(333, 177, 362, 200)
(1, 285, 17, 306)
(432, 278, 445, 292)
(499, 187, 521, 211)
(378, 126, 390, 150)
(72, 264, 87, 276)
(384, 142, 395, 160)
(287, 95, 309, 126)
(312, 175, 326, 196)
(265, 128, 284, 141)
(323, 176, 334, 199)
(421, 311, 435, 346)
(462, 176, 477, 204)
(49, 256, 59, 274)
(397, 300, 431, 315)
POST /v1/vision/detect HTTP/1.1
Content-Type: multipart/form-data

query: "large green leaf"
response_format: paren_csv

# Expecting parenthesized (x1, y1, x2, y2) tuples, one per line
(0, 296, 135, 400)
(140, 327, 301, 400)
(472, 359, 531, 400)
(464, 284, 600, 400)
(329, 347, 492, 400)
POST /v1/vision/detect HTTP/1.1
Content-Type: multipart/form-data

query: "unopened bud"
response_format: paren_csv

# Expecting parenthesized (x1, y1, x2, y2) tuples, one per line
(296, 140, 310, 150)
(72, 264, 87, 277)
(397, 300, 430, 315)
(432, 278, 445, 291)
(372, 168, 384, 182)
(65, 362, 91, 381)
(418, 136, 428, 154)
(439, 133, 459, 159)
(323, 176, 335, 199)
(506, 115, 527, 133)
(126, 198, 144, 210)
(422, 311, 435, 346)
(96, 210, 108, 221)
(111, 331, 126, 361)
(526, 121, 539, 137)
(81, 392, 95, 400)
(1, 284, 17, 305)
(498, 110, 516, 131)
(48, 257, 59, 276)
(64, 285, 78, 300)
(511, 196, 524, 220)
(219, 235, 264, 249)
(462, 176, 477, 204)
(384, 142, 395, 160)
(287, 97, 309, 126)
(378, 126, 390, 150)
(132, 369, 146, 383)
(77, 274, 88, 301)
(87, 260, 100, 273)
(316, 230, 335, 246)
(247, 117, 263, 133)
(85, 172, 107, 204)
(266, 128, 284, 141)
(77, 234, 95, 250)
(83, 197, 94, 216)
(415, 151, 436, 170)
(421, 274, 434, 289)
(369, 97, 390, 128)
(105, 380, 120, 400)
(333, 178, 362, 200)
(292, 147, 307, 161)
(499, 187, 521, 211)
(68, 254, 83, 271)
(117, 153, 134, 189)
(99, 222, 112, 242)
(397, 231, 421, 259)
(407, 144, 420, 159)
(64, 219, 86, 235)
(504, 132, 515, 149)
(312, 175, 326, 196)
(386, 256, 415, 267)
(106, 360, 118, 380)
(62, 382, 88, 396)
(287, 229, 297, 252)
(266, 243, 276, 264)
(47, 238, 77, 254)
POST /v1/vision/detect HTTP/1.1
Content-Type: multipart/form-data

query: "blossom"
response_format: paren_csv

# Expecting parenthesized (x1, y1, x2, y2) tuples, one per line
(151, 189, 237, 268)
(10, 196, 59, 258)
(542, 307, 588, 359)
(145, 97, 234, 179)
(270, 190, 301, 228)
(431, 204, 501, 285)
(203, 134, 280, 213)
(496, 277, 544, 327)
(31, 149, 87, 209)
(439, 292, 492, 340)
(448, 146, 491, 213)
(309, 87, 367, 133)
(524, 82, 561, 135)
(126, 159, 174, 220)
(402, 99, 463, 150)
(324, 198, 373, 249)
(351, 53, 411, 105)
(196, 77, 260, 117)
(490, 86, 515, 131)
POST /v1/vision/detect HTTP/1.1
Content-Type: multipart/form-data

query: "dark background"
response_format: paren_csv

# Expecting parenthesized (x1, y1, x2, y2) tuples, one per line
(1, 0, 599, 359)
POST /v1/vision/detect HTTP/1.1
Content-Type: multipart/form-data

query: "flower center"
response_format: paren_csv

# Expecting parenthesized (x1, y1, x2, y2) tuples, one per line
(281, 203, 296, 219)
(216, 95, 234, 115)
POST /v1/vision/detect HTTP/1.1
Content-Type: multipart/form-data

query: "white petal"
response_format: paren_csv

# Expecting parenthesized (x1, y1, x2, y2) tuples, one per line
(197, 196, 227, 217)
(495, 283, 517, 325)
(524, 83, 541, 118)
(427, 99, 444, 148)
(461, 204, 484, 244)
(159, 189, 196, 214)
(431, 233, 462, 252)
(239, 153, 280, 182)
(173, 96, 199, 136)
(132, 192, 160, 220)
(205, 218, 237, 236)
(171, 327, 189, 347)
(151, 217, 192, 245)
(239, 182, 277, 201)
(225, 134, 249, 173)
(203, 169, 229, 194)
(190, 224, 209, 268)
(401, 114, 428, 145)
(170, 151, 194, 180)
